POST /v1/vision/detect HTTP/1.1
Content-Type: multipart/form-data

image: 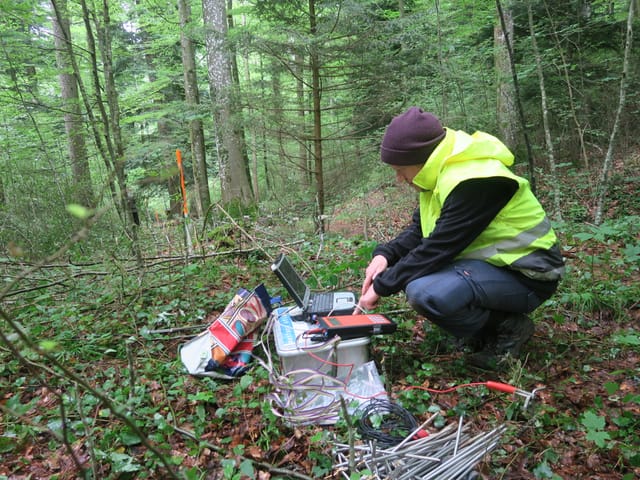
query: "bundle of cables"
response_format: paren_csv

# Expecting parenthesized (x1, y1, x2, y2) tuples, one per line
(255, 309, 355, 425)
(355, 398, 422, 448)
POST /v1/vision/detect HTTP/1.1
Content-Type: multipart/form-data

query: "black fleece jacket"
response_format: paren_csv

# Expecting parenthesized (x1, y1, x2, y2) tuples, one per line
(372, 176, 520, 296)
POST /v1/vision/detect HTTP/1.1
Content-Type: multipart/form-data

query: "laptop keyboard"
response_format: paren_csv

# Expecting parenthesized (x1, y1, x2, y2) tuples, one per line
(311, 293, 333, 313)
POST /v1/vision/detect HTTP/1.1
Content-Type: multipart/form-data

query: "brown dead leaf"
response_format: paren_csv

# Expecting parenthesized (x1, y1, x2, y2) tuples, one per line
(586, 453, 602, 470)
(245, 444, 264, 460)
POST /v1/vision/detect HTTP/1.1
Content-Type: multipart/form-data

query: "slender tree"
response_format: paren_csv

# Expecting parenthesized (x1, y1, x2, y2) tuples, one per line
(496, 0, 536, 192)
(307, 0, 325, 233)
(542, 0, 589, 168)
(527, 2, 562, 221)
(178, 0, 210, 217)
(93, 0, 142, 259)
(494, 2, 517, 151)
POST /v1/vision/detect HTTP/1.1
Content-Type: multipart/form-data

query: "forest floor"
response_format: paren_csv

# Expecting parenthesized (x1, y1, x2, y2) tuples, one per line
(1, 165, 639, 479)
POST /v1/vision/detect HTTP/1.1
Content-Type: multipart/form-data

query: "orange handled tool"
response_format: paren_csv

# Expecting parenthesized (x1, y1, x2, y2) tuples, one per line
(486, 381, 545, 409)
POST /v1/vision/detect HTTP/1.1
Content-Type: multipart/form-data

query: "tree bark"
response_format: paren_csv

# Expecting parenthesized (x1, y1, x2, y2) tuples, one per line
(435, 0, 449, 119)
(202, 0, 254, 209)
(178, 0, 210, 218)
(51, 0, 94, 208)
(308, 0, 325, 234)
(294, 52, 311, 188)
(494, 3, 517, 150)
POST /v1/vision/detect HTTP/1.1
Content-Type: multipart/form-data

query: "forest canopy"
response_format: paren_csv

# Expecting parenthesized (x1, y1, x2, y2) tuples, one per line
(0, 0, 637, 259)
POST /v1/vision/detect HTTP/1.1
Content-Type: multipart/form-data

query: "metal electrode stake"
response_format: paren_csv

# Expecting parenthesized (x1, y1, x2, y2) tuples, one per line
(370, 440, 379, 478)
(422, 425, 507, 480)
(329, 340, 338, 378)
(390, 412, 439, 452)
(453, 414, 465, 456)
(399, 425, 469, 478)
(334, 417, 506, 479)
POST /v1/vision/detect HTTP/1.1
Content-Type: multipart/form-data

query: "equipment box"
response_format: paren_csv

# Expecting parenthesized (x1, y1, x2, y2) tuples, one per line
(272, 307, 369, 380)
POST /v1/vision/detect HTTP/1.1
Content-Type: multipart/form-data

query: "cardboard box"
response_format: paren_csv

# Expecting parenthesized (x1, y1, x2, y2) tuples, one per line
(272, 307, 369, 380)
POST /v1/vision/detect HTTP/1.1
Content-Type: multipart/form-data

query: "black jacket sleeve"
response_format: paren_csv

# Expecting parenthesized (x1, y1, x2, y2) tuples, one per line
(372, 176, 519, 296)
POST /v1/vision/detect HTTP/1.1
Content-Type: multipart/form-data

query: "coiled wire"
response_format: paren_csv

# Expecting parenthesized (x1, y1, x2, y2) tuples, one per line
(355, 398, 420, 448)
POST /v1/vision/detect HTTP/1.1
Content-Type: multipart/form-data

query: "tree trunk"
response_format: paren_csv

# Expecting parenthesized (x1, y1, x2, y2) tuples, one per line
(226, 0, 254, 199)
(58, 0, 120, 215)
(527, 3, 562, 221)
(202, 0, 254, 209)
(294, 51, 311, 187)
(95, 1, 139, 235)
(495, 0, 537, 193)
(240, 14, 260, 203)
(178, 0, 210, 218)
(494, 4, 517, 150)
(594, 0, 634, 225)
(77, 0, 127, 219)
(308, 0, 325, 234)
(133, 0, 182, 220)
(91, 0, 141, 260)
(51, 0, 94, 208)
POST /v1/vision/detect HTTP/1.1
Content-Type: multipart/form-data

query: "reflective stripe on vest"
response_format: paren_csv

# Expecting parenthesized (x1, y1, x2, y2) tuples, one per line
(461, 216, 552, 260)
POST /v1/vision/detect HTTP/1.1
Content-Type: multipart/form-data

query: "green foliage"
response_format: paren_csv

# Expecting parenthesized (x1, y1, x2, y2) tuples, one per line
(552, 215, 640, 317)
(581, 410, 611, 448)
(1, 0, 638, 258)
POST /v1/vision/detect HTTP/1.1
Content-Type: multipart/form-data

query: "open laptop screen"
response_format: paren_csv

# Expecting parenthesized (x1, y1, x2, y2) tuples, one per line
(271, 254, 310, 308)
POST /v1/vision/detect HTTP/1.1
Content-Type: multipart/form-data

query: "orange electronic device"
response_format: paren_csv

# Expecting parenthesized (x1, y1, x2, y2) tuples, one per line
(315, 314, 397, 340)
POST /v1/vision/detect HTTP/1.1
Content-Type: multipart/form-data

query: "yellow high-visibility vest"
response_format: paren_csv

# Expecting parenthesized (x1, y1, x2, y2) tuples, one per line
(412, 128, 562, 280)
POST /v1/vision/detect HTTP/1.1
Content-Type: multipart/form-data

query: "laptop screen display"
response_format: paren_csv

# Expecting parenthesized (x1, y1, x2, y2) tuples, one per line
(271, 254, 310, 307)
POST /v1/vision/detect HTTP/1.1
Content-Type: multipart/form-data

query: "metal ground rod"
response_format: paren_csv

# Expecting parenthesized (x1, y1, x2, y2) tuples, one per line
(421, 427, 506, 479)
(422, 440, 493, 478)
(390, 412, 440, 452)
(441, 444, 494, 479)
(400, 457, 440, 478)
(402, 440, 466, 478)
(333, 445, 440, 466)
(446, 439, 502, 480)
(454, 414, 465, 456)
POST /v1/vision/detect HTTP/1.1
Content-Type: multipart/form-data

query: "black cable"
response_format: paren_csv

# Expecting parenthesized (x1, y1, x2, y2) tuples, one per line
(355, 398, 420, 448)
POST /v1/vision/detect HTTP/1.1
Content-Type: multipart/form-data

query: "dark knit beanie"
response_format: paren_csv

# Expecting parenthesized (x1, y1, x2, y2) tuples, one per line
(380, 107, 446, 166)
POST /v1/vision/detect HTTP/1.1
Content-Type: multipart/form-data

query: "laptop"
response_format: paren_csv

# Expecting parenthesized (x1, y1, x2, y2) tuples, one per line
(271, 253, 357, 318)
(315, 313, 397, 340)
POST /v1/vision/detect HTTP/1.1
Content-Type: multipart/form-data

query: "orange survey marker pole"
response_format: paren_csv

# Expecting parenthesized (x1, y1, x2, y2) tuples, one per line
(176, 149, 188, 215)
(175, 149, 193, 255)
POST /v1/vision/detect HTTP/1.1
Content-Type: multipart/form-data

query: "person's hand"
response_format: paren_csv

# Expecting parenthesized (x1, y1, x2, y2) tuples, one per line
(354, 286, 380, 314)
(361, 255, 388, 296)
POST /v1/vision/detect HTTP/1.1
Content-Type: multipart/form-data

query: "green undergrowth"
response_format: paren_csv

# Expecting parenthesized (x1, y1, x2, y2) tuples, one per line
(0, 216, 639, 479)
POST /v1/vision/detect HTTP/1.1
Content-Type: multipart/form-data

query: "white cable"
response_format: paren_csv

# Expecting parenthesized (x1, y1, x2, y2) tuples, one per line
(255, 307, 369, 425)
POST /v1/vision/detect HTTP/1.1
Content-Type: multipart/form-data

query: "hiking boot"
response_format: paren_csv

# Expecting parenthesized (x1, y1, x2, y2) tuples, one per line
(462, 336, 485, 352)
(466, 313, 534, 370)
